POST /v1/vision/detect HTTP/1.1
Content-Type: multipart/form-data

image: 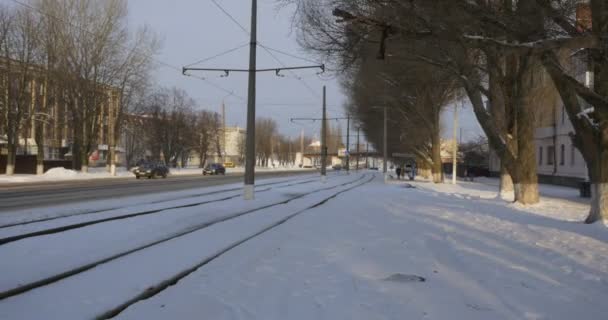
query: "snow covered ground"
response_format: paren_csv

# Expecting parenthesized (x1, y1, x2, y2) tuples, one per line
(1, 172, 607, 319)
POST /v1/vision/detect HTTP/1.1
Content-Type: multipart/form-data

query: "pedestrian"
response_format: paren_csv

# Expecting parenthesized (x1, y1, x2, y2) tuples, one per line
(396, 166, 402, 180)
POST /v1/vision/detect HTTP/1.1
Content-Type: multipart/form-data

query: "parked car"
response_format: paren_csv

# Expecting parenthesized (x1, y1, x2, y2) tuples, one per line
(203, 163, 226, 175)
(133, 162, 169, 179)
(332, 164, 343, 171)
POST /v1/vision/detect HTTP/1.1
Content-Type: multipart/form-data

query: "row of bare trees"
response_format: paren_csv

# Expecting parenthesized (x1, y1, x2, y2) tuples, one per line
(287, 0, 608, 223)
(0, 0, 158, 175)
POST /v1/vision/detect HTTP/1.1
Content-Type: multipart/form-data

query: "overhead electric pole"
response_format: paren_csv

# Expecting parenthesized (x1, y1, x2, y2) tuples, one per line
(243, 0, 258, 200)
(183, 0, 323, 200)
(383, 106, 388, 182)
(366, 143, 369, 169)
(291, 112, 348, 180)
(346, 115, 350, 173)
(452, 104, 458, 185)
(356, 127, 360, 171)
(300, 129, 304, 167)
(321, 86, 327, 182)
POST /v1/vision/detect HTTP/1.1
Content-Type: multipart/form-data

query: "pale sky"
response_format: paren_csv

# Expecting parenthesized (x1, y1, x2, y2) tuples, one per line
(3, 0, 482, 143)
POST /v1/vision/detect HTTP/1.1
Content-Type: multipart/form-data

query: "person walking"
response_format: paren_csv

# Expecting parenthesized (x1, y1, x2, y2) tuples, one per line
(396, 166, 402, 180)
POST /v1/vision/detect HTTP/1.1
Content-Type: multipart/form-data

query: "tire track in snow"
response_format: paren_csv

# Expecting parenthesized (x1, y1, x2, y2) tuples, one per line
(97, 174, 376, 320)
(0, 174, 319, 229)
(0, 174, 367, 301)
(0, 177, 320, 246)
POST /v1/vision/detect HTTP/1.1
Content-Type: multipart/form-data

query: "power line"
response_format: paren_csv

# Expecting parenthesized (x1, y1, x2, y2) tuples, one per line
(184, 42, 250, 68)
(257, 43, 320, 65)
(209, 0, 322, 99)
(210, 0, 250, 36)
(8, 0, 244, 99)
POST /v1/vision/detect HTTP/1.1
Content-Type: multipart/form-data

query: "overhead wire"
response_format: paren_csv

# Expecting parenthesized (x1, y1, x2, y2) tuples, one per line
(209, 0, 323, 100)
(8, 0, 245, 100)
(184, 42, 250, 68)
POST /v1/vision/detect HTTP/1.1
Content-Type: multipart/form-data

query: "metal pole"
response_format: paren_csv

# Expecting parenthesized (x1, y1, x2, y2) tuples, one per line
(321, 86, 327, 182)
(366, 143, 369, 169)
(356, 127, 360, 171)
(300, 129, 304, 167)
(222, 102, 226, 162)
(346, 115, 350, 173)
(383, 107, 388, 182)
(244, 0, 257, 200)
(452, 104, 458, 185)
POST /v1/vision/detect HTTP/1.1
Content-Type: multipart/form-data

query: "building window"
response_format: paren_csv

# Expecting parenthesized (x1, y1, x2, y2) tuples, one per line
(539, 146, 543, 166)
(547, 146, 555, 165)
(560, 144, 565, 166)
(571, 144, 576, 166)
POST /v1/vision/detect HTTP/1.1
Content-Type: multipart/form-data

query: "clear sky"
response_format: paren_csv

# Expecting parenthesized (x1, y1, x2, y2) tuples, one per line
(126, 0, 346, 140)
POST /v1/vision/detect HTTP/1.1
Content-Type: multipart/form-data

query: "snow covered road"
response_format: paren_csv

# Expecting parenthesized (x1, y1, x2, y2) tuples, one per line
(1, 174, 607, 319)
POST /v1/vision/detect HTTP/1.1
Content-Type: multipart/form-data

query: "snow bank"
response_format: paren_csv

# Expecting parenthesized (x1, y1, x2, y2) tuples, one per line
(43, 168, 79, 178)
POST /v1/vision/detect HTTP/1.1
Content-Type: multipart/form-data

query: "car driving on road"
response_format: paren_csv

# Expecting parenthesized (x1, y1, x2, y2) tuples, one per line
(203, 163, 226, 175)
(133, 162, 169, 179)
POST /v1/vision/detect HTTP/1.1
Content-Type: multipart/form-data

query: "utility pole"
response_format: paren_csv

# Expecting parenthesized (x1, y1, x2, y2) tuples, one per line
(452, 104, 458, 185)
(321, 86, 327, 182)
(243, 0, 258, 200)
(222, 102, 226, 162)
(383, 106, 388, 182)
(300, 129, 304, 167)
(346, 115, 350, 173)
(366, 143, 369, 169)
(356, 126, 360, 171)
(291, 110, 348, 179)
(183, 0, 323, 200)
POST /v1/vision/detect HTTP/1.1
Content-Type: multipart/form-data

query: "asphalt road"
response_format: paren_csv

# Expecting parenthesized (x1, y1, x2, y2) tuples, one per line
(0, 170, 315, 212)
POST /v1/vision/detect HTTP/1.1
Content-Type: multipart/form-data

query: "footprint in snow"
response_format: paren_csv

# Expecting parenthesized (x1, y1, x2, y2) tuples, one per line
(382, 273, 426, 283)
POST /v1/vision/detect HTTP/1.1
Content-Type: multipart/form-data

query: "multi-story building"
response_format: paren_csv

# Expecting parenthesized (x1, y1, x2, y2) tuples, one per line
(1, 57, 122, 173)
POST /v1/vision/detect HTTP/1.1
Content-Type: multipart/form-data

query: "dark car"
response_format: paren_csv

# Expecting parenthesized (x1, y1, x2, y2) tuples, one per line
(203, 163, 226, 175)
(133, 162, 169, 179)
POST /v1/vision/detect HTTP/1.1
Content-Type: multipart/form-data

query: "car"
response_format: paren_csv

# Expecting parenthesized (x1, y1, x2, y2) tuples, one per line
(332, 164, 343, 171)
(223, 162, 236, 168)
(203, 163, 226, 175)
(133, 162, 169, 179)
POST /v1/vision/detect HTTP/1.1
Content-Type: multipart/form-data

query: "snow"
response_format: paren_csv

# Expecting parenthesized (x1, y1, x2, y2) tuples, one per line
(1, 173, 607, 319)
(0, 165, 313, 184)
(0, 167, 133, 184)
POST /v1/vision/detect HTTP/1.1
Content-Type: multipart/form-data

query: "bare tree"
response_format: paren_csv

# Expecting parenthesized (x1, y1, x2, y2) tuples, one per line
(255, 117, 278, 167)
(195, 110, 221, 168)
(1, 6, 41, 175)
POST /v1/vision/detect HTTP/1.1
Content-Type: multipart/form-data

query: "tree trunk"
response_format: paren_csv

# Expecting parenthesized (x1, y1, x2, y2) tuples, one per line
(585, 140, 608, 223)
(72, 124, 82, 171)
(510, 56, 540, 205)
(431, 129, 442, 183)
(499, 163, 514, 196)
(6, 140, 15, 175)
